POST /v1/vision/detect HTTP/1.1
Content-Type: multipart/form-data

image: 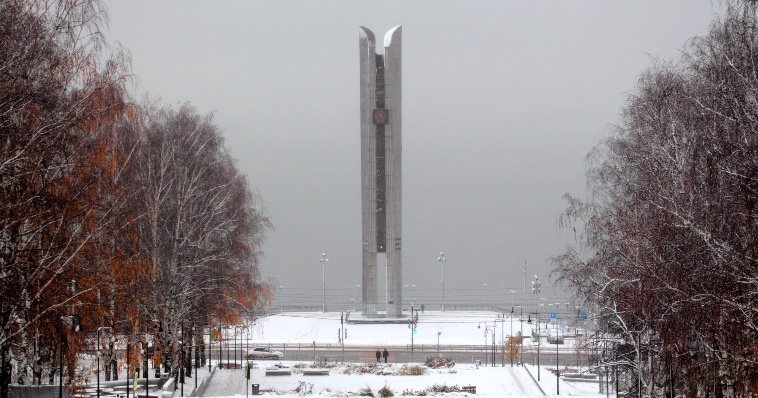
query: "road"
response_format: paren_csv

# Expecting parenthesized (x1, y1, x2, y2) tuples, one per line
(216, 344, 592, 368)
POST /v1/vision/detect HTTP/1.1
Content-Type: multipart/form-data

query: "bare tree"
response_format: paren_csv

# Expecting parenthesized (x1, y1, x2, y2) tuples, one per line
(553, 2, 758, 397)
(130, 102, 269, 383)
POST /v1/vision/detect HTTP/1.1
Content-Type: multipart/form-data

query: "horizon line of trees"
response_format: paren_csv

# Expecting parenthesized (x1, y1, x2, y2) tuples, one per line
(0, 0, 271, 396)
(553, 2, 757, 398)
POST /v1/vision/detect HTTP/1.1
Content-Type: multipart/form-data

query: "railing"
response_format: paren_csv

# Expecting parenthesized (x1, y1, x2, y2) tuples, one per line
(261, 303, 513, 315)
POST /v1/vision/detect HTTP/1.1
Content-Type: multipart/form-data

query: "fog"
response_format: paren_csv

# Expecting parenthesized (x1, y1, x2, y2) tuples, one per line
(104, 1, 718, 309)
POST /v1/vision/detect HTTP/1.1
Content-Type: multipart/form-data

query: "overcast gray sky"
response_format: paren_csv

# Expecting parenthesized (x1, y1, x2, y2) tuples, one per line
(104, 1, 719, 310)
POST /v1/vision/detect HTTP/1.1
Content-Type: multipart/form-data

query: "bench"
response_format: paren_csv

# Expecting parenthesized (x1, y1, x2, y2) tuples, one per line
(265, 368, 292, 376)
(462, 385, 476, 394)
(302, 368, 330, 376)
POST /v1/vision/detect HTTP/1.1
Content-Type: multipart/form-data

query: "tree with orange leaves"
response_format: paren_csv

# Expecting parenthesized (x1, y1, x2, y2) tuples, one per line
(0, 0, 136, 395)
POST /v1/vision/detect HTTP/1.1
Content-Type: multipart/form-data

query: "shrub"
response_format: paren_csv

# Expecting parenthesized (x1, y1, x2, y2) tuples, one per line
(428, 384, 461, 393)
(294, 381, 313, 395)
(358, 386, 374, 397)
(425, 356, 456, 368)
(343, 363, 378, 375)
(313, 357, 337, 368)
(396, 364, 427, 375)
(401, 388, 428, 396)
(378, 385, 394, 397)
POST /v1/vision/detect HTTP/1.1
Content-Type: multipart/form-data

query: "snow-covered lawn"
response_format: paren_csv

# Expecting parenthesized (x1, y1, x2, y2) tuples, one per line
(200, 361, 601, 397)
(197, 312, 599, 397)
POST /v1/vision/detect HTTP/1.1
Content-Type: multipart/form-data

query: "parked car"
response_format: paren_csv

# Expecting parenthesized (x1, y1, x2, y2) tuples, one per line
(246, 347, 283, 360)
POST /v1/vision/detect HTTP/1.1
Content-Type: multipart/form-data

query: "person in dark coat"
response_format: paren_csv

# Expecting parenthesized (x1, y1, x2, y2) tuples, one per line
(382, 348, 389, 363)
(375, 349, 381, 363)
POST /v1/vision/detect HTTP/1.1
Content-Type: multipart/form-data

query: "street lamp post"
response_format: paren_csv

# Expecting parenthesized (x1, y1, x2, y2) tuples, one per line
(555, 319, 564, 395)
(532, 275, 542, 379)
(499, 314, 504, 367)
(408, 305, 418, 354)
(437, 252, 446, 311)
(479, 323, 496, 367)
(234, 325, 248, 367)
(207, 324, 212, 372)
(541, 298, 547, 329)
(510, 305, 521, 367)
(481, 325, 489, 366)
(187, 323, 195, 378)
(320, 253, 329, 312)
(225, 326, 231, 366)
(96, 327, 113, 398)
(59, 315, 81, 398)
(126, 341, 130, 398)
(179, 343, 189, 397)
(138, 340, 152, 398)
(492, 325, 496, 367)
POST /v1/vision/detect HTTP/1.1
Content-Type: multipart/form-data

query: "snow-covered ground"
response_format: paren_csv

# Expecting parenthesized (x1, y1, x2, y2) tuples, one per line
(194, 311, 599, 397)
(240, 311, 570, 347)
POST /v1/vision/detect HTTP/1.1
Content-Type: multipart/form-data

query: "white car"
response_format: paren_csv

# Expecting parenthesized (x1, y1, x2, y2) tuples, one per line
(246, 347, 283, 360)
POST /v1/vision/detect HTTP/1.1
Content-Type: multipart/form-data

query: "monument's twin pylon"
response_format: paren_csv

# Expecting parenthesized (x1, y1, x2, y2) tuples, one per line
(359, 26, 402, 318)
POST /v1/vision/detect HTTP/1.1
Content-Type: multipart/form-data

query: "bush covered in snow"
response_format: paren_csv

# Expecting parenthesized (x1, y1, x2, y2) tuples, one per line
(424, 356, 455, 368)
(396, 364, 427, 375)
(343, 363, 379, 375)
(427, 384, 462, 393)
(378, 385, 394, 397)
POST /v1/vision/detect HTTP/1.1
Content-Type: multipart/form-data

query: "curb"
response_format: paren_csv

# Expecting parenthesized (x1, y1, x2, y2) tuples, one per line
(523, 366, 547, 396)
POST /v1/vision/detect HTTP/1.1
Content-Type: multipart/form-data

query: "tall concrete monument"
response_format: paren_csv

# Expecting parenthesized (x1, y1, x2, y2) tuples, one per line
(359, 26, 402, 318)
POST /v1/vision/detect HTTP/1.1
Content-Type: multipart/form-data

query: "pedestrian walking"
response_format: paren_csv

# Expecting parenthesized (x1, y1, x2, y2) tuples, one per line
(421, 304, 425, 313)
(375, 349, 381, 363)
(382, 348, 389, 363)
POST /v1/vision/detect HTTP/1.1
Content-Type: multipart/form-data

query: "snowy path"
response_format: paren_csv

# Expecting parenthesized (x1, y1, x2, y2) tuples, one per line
(200, 369, 247, 397)
(501, 367, 540, 395)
